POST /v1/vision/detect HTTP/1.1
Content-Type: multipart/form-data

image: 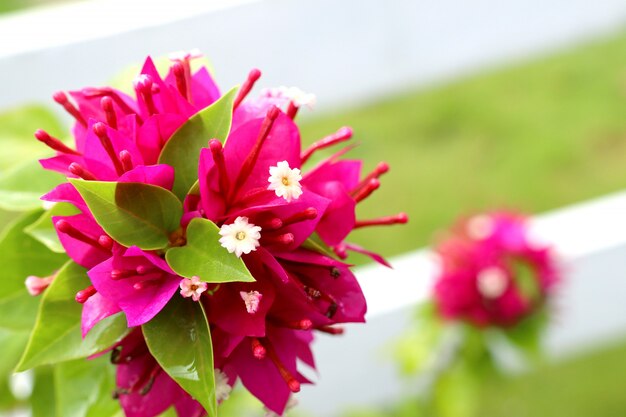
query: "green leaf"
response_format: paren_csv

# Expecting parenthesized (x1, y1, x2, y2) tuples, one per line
(301, 232, 339, 259)
(158, 87, 237, 200)
(0, 210, 67, 330)
(143, 296, 216, 417)
(32, 367, 57, 417)
(56, 356, 121, 417)
(0, 160, 64, 211)
(166, 218, 255, 284)
(70, 180, 183, 250)
(16, 261, 130, 371)
(25, 203, 80, 253)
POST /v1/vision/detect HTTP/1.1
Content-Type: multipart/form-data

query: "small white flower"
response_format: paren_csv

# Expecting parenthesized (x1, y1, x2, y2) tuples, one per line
(268, 161, 303, 202)
(214, 369, 232, 403)
(280, 86, 316, 108)
(476, 267, 508, 299)
(467, 215, 494, 240)
(219, 217, 262, 258)
(179, 276, 208, 302)
(240, 290, 263, 314)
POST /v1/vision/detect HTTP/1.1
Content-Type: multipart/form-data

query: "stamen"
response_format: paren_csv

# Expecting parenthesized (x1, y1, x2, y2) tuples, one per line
(290, 319, 313, 330)
(263, 218, 284, 231)
(333, 243, 348, 260)
(56, 219, 106, 250)
(281, 207, 317, 226)
(355, 213, 408, 229)
(133, 75, 158, 116)
(354, 162, 389, 191)
(25, 275, 55, 296)
(208, 139, 230, 194)
(233, 68, 262, 110)
(251, 338, 266, 359)
(317, 325, 345, 335)
(286, 101, 298, 119)
(98, 235, 114, 250)
(83, 87, 137, 116)
(110, 269, 134, 280)
(93, 122, 125, 176)
(34, 129, 81, 155)
(172, 62, 188, 101)
(133, 280, 160, 290)
(352, 178, 380, 203)
(68, 162, 97, 181)
(53, 91, 87, 127)
(75, 285, 97, 303)
(262, 232, 294, 246)
(300, 127, 353, 163)
(119, 150, 133, 173)
(100, 96, 117, 129)
(262, 339, 301, 393)
(228, 106, 280, 202)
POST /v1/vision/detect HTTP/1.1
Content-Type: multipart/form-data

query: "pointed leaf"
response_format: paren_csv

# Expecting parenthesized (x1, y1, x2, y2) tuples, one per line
(16, 261, 130, 371)
(158, 87, 237, 200)
(0, 210, 67, 330)
(70, 180, 183, 250)
(166, 218, 255, 283)
(143, 296, 216, 417)
(25, 203, 80, 253)
(0, 160, 64, 211)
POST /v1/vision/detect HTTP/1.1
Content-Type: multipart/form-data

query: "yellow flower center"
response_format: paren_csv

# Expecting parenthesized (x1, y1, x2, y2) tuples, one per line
(236, 231, 246, 241)
(281, 176, 290, 186)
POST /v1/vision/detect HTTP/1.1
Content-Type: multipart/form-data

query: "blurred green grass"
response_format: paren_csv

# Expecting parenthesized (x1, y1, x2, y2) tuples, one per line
(340, 338, 626, 417)
(300, 32, 626, 263)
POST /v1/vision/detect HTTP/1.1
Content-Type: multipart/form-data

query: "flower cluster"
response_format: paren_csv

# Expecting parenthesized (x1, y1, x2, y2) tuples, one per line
(30, 52, 406, 416)
(433, 212, 558, 327)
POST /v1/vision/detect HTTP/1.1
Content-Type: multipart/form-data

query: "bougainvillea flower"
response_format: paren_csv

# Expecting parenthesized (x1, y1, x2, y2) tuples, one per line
(433, 212, 559, 327)
(30, 51, 407, 416)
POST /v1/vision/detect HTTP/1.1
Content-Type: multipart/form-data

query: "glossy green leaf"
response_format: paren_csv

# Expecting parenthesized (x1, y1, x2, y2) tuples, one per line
(56, 356, 121, 417)
(158, 87, 237, 200)
(143, 296, 216, 417)
(25, 203, 80, 253)
(70, 180, 183, 250)
(0, 160, 64, 211)
(0, 210, 67, 330)
(16, 261, 130, 371)
(166, 218, 255, 284)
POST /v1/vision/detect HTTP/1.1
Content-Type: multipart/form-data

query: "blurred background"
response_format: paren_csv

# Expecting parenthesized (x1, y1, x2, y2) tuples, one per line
(1, 1, 625, 416)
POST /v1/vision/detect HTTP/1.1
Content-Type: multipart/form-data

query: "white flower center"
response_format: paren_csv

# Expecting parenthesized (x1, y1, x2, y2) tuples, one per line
(476, 267, 508, 299)
(268, 161, 303, 202)
(219, 216, 262, 258)
(179, 276, 208, 302)
(240, 290, 263, 314)
(467, 215, 494, 240)
(214, 369, 232, 403)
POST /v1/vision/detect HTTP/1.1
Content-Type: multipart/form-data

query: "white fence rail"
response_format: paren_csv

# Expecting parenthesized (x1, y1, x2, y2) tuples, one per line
(1, 0, 625, 112)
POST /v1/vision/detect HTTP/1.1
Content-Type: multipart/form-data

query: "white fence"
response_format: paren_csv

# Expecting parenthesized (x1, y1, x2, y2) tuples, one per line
(2, 0, 626, 416)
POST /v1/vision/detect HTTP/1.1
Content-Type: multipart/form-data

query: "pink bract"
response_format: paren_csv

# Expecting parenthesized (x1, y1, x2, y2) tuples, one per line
(36, 52, 406, 416)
